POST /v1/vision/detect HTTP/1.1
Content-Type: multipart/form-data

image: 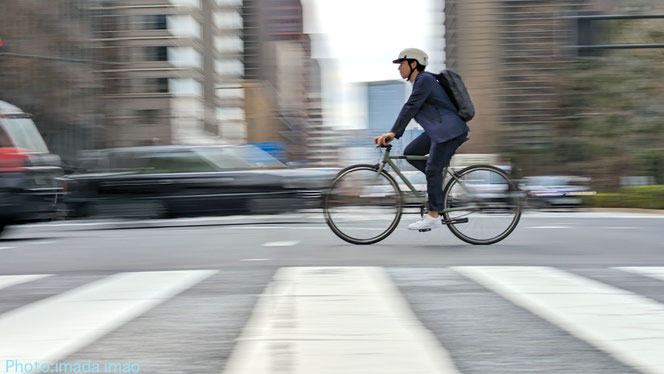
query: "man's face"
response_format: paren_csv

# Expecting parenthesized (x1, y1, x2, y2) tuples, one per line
(398, 60, 411, 79)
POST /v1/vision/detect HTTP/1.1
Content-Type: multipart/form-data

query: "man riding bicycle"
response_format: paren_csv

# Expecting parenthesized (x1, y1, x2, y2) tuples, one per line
(374, 48, 469, 231)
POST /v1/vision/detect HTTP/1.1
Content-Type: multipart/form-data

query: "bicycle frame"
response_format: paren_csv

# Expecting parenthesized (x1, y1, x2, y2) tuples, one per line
(374, 145, 480, 213)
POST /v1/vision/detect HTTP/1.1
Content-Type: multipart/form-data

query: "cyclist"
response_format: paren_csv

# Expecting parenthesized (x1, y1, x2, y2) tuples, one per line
(374, 48, 469, 231)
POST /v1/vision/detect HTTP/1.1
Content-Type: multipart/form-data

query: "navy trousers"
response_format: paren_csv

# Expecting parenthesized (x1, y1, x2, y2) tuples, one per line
(403, 132, 468, 212)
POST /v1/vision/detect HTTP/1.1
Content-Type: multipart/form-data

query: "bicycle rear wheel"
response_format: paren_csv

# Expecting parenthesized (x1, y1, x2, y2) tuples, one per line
(323, 165, 402, 245)
(442, 165, 521, 245)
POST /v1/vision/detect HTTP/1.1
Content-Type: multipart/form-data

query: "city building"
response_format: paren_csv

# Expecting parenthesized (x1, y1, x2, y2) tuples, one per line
(364, 80, 423, 162)
(242, 0, 333, 164)
(0, 0, 101, 162)
(91, 0, 246, 147)
(443, 0, 595, 154)
(367, 80, 407, 135)
(306, 60, 340, 166)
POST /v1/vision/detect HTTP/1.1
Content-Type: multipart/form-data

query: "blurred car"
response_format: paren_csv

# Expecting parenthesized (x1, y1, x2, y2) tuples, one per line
(0, 101, 63, 236)
(457, 167, 511, 198)
(63, 144, 339, 219)
(519, 175, 596, 208)
(448, 166, 514, 205)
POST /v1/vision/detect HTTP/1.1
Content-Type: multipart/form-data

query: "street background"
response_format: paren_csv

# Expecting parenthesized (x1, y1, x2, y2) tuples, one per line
(1, 0, 664, 373)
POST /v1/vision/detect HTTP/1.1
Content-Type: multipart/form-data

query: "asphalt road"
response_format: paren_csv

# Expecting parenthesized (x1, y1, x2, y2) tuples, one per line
(0, 210, 663, 374)
(0, 210, 662, 272)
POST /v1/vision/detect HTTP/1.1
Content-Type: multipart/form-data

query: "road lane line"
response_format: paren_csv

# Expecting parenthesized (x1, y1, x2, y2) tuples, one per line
(0, 274, 52, 290)
(453, 266, 664, 374)
(231, 226, 326, 230)
(223, 266, 460, 374)
(524, 226, 571, 229)
(617, 267, 664, 282)
(241, 259, 271, 262)
(261, 241, 300, 247)
(0, 270, 217, 369)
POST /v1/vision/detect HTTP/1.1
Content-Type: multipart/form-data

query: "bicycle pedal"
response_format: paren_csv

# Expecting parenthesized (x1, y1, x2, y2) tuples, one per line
(418, 228, 432, 232)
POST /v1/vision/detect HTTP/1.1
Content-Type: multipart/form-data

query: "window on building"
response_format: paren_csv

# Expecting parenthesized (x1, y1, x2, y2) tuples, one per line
(215, 36, 243, 53)
(135, 109, 161, 125)
(214, 11, 242, 29)
(273, 8, 300, 18)
(167, 47, 202, 67)
(215, 60, 243, 76)
(216, 107, 244, 121)
(216, 0, 241, 5)
(171, 0, 201, 8)
(142, 15, 167, 30)
(167, 15, 201, 38)
(144, 46, 168, 62)
(169, 79, 202, 96)
(216, 85, 244, 100)
(269, 24, 300, 33)
(138, 78, 169, 93)
(92, 15, 116, 32)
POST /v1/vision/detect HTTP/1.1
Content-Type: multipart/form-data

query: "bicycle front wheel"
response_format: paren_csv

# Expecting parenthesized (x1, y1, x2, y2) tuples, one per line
(323, 165, 402, 245)
(442, 165, 521, 245)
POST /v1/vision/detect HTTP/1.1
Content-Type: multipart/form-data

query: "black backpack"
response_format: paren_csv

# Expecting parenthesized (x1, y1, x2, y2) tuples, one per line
(434, 69, 475, 122)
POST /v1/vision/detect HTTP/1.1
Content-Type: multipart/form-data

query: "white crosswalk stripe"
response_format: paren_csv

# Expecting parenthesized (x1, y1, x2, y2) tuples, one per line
(0, 270, 216, 374)
(454, 266, 664, 374)
(0, 274, 51, 290)
(617, 267, 664, 282)
(2, 267, 664, 373)
(223, 267, 459, 374)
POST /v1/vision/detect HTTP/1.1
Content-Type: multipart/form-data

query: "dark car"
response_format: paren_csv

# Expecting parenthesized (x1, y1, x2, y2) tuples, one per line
(519, 175, 596, 208)
(0, 101, 63, 235)
(63, 144, 338, 219)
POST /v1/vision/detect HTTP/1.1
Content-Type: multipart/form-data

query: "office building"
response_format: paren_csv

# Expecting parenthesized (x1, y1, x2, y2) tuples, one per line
(92, 0, 246, 147)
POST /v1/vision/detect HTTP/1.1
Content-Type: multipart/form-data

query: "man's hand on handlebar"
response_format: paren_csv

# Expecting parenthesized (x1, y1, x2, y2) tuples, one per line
(374, 132, 396, 147)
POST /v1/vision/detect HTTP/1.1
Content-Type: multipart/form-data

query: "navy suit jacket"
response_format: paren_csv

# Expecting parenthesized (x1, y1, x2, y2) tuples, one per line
(390, 72, 469, 144)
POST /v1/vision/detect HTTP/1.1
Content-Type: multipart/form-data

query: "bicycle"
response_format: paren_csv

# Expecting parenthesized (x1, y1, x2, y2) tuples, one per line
(323, 143, 522, 245)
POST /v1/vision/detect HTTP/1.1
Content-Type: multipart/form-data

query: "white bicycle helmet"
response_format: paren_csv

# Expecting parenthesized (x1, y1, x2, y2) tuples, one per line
(392, 48, 429, 67)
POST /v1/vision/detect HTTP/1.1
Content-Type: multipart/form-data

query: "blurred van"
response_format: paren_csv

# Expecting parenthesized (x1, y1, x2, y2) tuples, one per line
(0, 101, 63, 235)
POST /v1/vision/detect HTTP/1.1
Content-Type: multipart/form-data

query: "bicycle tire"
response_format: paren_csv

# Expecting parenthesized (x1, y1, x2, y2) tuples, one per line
(323, 164, 403, 245)
(442, 165, 521, 245)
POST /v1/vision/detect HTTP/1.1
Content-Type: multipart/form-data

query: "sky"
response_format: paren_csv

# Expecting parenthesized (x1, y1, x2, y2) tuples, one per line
(301, 0, 444, 129)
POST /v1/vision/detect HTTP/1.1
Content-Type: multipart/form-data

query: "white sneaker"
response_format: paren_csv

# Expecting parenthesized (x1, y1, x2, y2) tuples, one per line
(408, 214, 443, 231)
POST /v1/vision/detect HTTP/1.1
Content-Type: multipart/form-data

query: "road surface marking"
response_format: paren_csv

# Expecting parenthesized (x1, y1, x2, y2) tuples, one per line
(592, 226, 639, 229)
(0, 247, 14, 250)
(453, 266, 664, 374)
(0, 274, 51, 290)
(231, 226, 326, 230)
(617, 267, 664, 282)
(525, 226, 571, 229)
(241, 258, 271, 262)
(0, 270, 217, 368)
(261, 241, 300, 247)
(224, 266, 460, 374)
(524, 225, 639, 230)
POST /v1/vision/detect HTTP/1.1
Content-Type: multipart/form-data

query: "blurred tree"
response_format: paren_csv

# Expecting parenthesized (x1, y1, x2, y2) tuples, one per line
(553, 18, 664, 190)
